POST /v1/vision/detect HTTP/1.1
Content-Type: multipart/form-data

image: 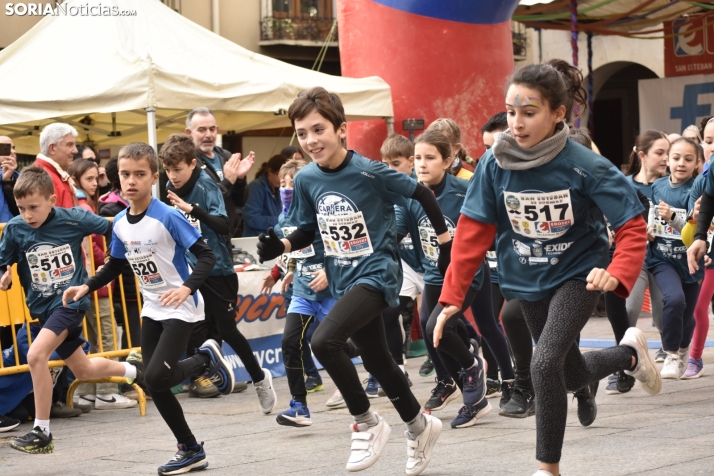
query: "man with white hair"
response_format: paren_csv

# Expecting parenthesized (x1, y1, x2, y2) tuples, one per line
(35, 123, 78, 208)
(185, 108, 254, 237)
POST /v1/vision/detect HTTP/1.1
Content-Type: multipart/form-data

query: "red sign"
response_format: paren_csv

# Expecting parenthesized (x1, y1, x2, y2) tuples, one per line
(664, 15, 714, 77)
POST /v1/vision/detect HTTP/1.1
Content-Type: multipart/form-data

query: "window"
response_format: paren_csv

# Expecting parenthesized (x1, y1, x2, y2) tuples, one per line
(271, 0, 332, 18)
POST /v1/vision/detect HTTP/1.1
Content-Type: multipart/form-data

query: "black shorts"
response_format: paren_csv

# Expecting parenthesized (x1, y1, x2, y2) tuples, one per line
(42, 308, 86, 360)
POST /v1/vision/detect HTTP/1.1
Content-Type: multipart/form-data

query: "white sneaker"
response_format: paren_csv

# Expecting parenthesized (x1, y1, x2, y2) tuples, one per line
(621, 327, 662, 395)
(254, 368, 277, 414)
(532, 471, 555, 476)
(678, 347, 690, 378)
(405, 413, 442, 476)
(326, 388, 346, 408)
(94, 393, 138, 410)
(346, 414, 391, 472)
(661, 353, 680, 380)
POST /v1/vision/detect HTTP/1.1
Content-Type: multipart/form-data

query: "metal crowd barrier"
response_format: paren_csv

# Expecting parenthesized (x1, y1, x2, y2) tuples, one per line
(0, 221, 147, 416)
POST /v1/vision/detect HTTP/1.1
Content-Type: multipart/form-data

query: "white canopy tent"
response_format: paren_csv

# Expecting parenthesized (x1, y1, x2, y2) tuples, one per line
(0, 0, 394, 155)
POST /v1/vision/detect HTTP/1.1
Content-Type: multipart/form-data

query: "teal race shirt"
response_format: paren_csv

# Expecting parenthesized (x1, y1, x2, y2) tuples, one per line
(397, 170, 424, 273)
(396, 173, 485, 289)
(648, 176, 702, 282)
(275, 212, 331, 302)
(287, 151, 417, 307)
(462, 139, 643, 301)
(180, 171, 234, 276)
(0, 207, 109, 323)
(688, 172, 714, 268)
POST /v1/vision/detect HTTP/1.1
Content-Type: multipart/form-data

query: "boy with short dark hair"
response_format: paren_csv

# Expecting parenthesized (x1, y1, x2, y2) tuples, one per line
(160, 133, 276, 410)
(63, 142, 234, 475)
(480, 112, 508, 150)
(0, 166, 138, 454)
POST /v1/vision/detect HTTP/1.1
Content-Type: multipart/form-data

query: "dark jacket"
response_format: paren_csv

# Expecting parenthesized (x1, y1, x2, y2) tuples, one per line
(243, 174, 282, 237)
(195, 146, 248, 237)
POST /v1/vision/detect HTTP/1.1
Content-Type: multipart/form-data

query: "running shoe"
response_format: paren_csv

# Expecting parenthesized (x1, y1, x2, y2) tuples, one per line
(605, 373, 620, 395)
(74, 394, 94, 412)
(678, 346, 690, 378)
(654, 347, 667, 363)
(197, 339, 235, 396)
(95, 393, 139, 410)
(49, 402, 81, 418)
(424, 378, 461, 411)
(660, 353, 680, 380)
(188, 376, 220, 398)
(125, 350, 146, 388)
(460, 356, 486, 406)
(10, 427, 53, 454)
(419, 356, 435, 377)
(485, 378, 501, 399)
(405, 412, 442, 476)
(232, 382, 248, 393)
(450, 398, 492, 428)
(622, 327, 662, 395)
(326, 388, 346, 408)
(573, 381, 598, 427)
(346, 413, 391, 472)
(499, 386, 535, 418)
(532, 471, 556, 476)
(0, 414, 20, 433)
(364, 375, 381, 398)
(499, 379, 514, 409)
(682, 358, 705, 379)
(469, 338, 481, 356)
(305, 375, 324, 393)
(254, 368, 277, 414)
(276, 400, 312, 427)
(157, 442, 208, 475)
(378, 371, 412, 397)
(617, 373, 636, 393)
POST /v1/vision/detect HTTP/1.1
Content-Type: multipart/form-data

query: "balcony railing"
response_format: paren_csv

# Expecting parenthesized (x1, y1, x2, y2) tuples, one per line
(260, 15, 338, 45)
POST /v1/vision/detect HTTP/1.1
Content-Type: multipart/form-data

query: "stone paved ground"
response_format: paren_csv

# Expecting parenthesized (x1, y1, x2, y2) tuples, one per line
(1, 316, 713, 475)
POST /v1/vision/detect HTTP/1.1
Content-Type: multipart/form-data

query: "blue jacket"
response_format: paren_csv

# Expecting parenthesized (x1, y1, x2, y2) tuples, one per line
(243, 174, 282, 237)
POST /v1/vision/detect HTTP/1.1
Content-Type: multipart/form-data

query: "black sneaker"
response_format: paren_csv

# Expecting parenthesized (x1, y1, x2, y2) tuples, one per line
(573, 381, 598, 427)
(499, 379, 514, 409)
(499, 386, 535, 418)
(197, 339, 235, 396)
(10, 427, 54, 454)
(419, 356, 435, 377)
(0, 414, 20, 432)
(617, 372, 636, 393)
(424, 378, 461, 411)
(655, 347, 667, 363)
(188, 376, 220, 399)
(486, 378, 501, 398)
(305, 375, 324, 393)
(126, 350, 146, 388)
(605, 373, 620, 395)
(158, 442, 208, 475)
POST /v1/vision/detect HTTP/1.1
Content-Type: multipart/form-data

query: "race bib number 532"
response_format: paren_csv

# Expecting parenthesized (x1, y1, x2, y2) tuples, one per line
(318, 211, 373, 258)
(504, 190, 574, 240)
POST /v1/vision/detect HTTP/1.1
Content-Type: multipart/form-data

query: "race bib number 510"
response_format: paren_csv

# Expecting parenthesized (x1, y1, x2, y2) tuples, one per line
(318, 211, 373, 258)
(504, 190, 574, 240)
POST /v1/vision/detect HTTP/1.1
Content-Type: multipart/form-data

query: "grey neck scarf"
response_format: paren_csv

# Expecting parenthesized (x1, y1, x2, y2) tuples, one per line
(492, 122, 569, 171)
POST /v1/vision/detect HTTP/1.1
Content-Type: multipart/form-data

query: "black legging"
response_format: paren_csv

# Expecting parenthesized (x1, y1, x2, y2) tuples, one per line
(381, 296, 412, 366)
(142, 317, 209, 447)
(483, 282, 507, 380)
(311, 284, 420, 422)
(187, 274, 264, 382)
(283, 312, 316, 403)
(604, 292, 632, 344)
(501, 298, 531, 374)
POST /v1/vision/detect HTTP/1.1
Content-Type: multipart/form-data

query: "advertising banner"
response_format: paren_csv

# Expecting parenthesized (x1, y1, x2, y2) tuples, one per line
(638, 73, 714, 134)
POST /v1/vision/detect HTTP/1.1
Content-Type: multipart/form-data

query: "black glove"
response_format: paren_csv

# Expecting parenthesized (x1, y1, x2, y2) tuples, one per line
(437, 240, 452, 277)
(256, 228, 285, 263)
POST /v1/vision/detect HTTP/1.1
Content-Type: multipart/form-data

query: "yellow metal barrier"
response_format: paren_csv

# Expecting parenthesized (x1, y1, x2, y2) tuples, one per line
(0, 220, 146, 416)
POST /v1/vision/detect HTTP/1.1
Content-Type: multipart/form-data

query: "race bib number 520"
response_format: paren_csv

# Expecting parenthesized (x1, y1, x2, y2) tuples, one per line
(504, 190, 574, 240)
(318, 211, 373, 258)
(126, 252, 165, 288)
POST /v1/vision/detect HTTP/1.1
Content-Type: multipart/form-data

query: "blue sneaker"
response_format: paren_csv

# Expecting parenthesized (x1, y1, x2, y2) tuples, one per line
(450, 398, 492, 429)
(460, 356, 486, 406)
(158, 442, 208, 475)
(276, 400, 313, 427)
(197, 339, 234, 396)
(364, 375, 381, 398)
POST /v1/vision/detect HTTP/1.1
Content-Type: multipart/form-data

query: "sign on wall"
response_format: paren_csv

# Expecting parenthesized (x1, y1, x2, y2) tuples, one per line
(664, 16, 714, 77)
(639, 74, 714, 134)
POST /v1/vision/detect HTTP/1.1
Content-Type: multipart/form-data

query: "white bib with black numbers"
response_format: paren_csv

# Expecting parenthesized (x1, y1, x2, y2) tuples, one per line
(504, 189, 574, 240)
(282, 226, 315, 258)
(126, 251, 166, 289)
(26, 244, 75, 287)
(651, 206, 686, 240)
(317, 211, 373, 258)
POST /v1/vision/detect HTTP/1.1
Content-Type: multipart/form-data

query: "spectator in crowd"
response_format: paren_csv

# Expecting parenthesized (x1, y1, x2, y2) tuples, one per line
(242, 154, 287, 237)
(34, 123, 78, 208)
(281, 145, 304, 160)
(682, 125, 702, 145)
(75, 145, 111, 196)
(0, 136, 20, 220)
(185, 107, 255, 237)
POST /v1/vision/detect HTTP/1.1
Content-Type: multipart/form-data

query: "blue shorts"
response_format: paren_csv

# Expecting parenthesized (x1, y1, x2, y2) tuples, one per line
(42, 308, 86, 360)
(287, 297, 336, 323)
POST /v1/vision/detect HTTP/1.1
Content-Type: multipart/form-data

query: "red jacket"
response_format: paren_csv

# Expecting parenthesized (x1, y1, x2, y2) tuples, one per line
(34, 156, 75, 208)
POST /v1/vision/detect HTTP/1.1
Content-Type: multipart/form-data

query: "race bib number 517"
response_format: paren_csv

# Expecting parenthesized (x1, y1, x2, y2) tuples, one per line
(504, 190, 574, 240)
